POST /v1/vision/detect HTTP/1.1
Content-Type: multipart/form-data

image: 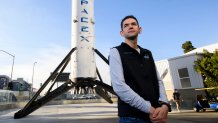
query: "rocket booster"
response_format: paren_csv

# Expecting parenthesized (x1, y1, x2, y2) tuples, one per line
(13, 0, 114, 119)
(70, 0, 96, 80)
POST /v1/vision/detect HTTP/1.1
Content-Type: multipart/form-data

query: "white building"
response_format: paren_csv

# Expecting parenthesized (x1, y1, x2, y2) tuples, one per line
(156, 43, 218, 108)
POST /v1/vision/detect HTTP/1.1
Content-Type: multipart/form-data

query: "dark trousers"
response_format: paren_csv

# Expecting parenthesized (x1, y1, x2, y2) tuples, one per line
(119, 117, 151, 123)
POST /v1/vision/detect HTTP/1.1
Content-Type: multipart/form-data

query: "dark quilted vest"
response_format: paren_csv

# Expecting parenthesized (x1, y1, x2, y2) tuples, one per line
(115, 43, 160, 120)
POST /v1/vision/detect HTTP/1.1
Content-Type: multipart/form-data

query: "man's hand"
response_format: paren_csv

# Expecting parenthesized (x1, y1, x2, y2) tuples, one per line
(149, 106, 156, 115)
(149, 105, 168, 123)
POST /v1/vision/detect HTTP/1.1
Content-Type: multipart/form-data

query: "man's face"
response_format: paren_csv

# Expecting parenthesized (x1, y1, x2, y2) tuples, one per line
(120, 18, 141, 40)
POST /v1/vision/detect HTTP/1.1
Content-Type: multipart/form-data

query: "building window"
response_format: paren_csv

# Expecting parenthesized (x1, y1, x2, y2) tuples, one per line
(178, 68, 191, 88)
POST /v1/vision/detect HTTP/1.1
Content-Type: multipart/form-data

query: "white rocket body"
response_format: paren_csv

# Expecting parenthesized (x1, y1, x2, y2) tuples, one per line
(70, 0, 96, 80)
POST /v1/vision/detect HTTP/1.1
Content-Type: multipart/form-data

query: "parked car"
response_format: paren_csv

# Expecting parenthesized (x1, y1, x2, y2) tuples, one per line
(209, 102, 218, 111)
(194, 99, 210, 112)
(194, 97, 218, 112)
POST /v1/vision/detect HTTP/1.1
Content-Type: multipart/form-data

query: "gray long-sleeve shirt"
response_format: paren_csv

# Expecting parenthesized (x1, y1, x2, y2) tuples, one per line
(109, 48, 168, 113)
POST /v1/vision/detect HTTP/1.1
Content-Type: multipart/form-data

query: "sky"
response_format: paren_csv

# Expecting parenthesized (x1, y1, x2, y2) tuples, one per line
(0, 0, 218, 89)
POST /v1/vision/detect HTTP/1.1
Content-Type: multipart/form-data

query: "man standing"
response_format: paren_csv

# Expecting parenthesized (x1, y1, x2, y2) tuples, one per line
(173, 89, 181, 112)
(109, 15, 171, 123)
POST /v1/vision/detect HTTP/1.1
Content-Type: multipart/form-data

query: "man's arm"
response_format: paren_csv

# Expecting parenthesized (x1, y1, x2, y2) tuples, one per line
(156, 69, 168, 103)
(156, 69, 171, 111)
(109, 48, 152, 113)
(149, 69, 170, 123)
(158, 78, 171, 112)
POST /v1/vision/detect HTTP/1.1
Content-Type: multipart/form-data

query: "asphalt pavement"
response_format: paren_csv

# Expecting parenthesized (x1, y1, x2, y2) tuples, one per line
(0, 103, 218, 123)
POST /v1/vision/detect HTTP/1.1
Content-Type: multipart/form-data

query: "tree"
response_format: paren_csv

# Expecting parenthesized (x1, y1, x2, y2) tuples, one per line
(194, 50, 218, 98)
(182, 41, 196, 53)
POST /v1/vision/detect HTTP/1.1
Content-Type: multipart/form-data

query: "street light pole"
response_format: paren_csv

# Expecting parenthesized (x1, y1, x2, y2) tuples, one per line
(11, 55, 15, 80)
(31, 62, 37, 92)
(0, 50, 15, 80)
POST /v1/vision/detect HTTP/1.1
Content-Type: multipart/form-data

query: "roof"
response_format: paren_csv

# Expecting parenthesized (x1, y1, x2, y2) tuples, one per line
(185, 43, 218, 55)
(156, 43, 218, 62)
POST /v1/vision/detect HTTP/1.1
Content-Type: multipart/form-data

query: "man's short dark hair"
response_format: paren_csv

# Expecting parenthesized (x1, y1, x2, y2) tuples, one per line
(121, 15, 139, 30)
